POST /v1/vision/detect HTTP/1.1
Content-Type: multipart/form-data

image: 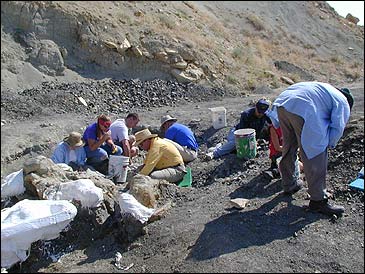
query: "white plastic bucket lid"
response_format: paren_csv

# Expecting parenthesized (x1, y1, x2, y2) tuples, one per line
(234, 128, 255, 136)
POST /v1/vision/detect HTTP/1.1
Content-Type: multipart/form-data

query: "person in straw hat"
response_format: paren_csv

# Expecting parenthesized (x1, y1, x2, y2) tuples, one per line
(160, 114, 199, 163)
(135, 128, 187, 183)
(51, 131, 87, 171)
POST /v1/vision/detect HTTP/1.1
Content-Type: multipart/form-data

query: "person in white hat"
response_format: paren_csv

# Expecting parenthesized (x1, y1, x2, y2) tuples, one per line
(51, 131, 87, 171)
(160, 115, 199, 163)
(135, 128, 186, 183)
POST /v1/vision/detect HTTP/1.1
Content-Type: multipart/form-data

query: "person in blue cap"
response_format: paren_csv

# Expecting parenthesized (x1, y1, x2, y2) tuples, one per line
(206, 98, 271, 160)
(266, 82, 354, 217)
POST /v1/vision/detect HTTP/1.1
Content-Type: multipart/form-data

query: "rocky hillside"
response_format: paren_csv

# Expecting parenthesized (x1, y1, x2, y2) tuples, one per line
(1, 1, 364, 94)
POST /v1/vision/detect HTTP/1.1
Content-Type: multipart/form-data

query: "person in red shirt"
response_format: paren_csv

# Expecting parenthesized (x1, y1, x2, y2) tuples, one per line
(268, 124, 303, 179)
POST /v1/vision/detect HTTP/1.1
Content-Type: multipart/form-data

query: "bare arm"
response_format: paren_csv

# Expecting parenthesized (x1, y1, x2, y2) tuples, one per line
(121, 139, 131, 157)
(87, 130, 111, 151)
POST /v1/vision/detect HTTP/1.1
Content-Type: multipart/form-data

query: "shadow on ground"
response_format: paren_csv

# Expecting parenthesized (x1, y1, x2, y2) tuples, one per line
(186, 193, 320, 261)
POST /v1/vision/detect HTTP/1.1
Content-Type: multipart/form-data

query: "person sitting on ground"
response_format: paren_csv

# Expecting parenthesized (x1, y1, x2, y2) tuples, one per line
(110, 113, 140, 159)
(160, 115, 199, 163)
(83, 114, 122, 174)
(266, 81, 354, 217)
(135, 128, 186, 183)
(51, 131, 87, 171)
(206, 98, 272, 160)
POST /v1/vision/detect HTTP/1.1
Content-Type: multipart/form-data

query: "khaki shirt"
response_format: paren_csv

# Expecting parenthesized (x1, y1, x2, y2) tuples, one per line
(140, 137, 184, 176)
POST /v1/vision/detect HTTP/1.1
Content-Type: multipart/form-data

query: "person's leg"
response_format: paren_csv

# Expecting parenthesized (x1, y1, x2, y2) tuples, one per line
(85, 146, 108, 164)
(182, 148, 198, 162)
(84, 146, 109, 174)
(300, 149, 328, 201)
(277, 108, 303, 193)
(164, 139, 197, 162)
(213, 127, 236, 158)
(150, 167, 186, 183)
(101, 144, 122, 156)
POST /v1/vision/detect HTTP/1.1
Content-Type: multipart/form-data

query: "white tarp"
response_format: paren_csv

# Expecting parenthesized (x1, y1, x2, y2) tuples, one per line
(1, 169, 25, 199)
(1, 199, 77, 269)
(43, 179, 103, 208)
(118, 192, 155, 224)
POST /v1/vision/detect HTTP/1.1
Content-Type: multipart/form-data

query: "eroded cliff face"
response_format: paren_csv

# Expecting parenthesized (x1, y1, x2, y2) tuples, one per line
(1, 1, 364, 93)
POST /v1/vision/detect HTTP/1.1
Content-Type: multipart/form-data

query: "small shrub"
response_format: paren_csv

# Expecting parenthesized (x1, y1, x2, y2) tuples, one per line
(330, 55, 343, 64)
(226, 75, 239, 85)
(246, 14, 265, 31)
(232, 47, 244, 59)
(158, 14, 176, 29)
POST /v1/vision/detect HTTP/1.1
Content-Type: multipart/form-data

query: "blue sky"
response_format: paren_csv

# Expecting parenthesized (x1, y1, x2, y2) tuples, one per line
(327, 1, 364, 25)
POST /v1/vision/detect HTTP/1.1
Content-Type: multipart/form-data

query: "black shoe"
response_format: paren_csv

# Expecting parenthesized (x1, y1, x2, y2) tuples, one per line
(309, 199, 345, 217)
(283, 181, 303, 195)
(272, 168, 281, 179)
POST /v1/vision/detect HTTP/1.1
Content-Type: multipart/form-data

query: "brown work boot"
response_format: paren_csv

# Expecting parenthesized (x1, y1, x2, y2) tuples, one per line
(309, 199, 345, 217)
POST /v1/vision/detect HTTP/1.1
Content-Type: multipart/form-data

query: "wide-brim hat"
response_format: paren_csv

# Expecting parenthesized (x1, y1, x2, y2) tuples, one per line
(64, 132, 84, 147)
(160, 115, 177, 127)
(135, 129, 158, 146)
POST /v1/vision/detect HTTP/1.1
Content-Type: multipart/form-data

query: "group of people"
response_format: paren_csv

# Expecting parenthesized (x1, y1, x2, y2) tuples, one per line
(51, 81, 354, 218)
(51, 112, 199, 184)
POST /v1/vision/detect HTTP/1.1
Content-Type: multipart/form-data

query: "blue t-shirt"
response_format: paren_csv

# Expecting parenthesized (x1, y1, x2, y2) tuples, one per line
(165, 123, 199, 151)
(269, 81, 350, 159)
(83, 122, 99, 146)
(235, 107, 271, 138)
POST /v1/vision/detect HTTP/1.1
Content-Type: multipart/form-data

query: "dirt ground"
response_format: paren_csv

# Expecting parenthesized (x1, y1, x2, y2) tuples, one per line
(1, 79, 364, 273)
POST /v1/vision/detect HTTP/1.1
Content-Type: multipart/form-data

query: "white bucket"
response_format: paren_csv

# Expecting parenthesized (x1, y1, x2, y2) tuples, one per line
(108, 155, 130, 183)
(210, 107, 227, 129)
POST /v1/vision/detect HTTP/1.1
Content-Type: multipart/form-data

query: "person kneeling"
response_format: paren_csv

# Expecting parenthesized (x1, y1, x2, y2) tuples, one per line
(135, 129, 186, 183)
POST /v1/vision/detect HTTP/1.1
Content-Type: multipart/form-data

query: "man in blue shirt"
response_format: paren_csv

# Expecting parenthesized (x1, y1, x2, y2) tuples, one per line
(206, 98, 271, 160)
(160, 115, 199, 163)
(267, 82, 353, 217)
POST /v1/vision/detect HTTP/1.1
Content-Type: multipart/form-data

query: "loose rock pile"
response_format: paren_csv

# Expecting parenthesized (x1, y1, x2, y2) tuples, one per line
(2, 79, 230, 121)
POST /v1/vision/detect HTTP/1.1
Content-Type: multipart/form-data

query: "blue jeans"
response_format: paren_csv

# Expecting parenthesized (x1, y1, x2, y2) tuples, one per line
(213, 127, 236, 158)
(85, 144, 122, 164)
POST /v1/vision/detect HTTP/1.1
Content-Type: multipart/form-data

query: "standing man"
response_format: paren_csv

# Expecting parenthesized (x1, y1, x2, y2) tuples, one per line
(135, 128, 186, 183)
(160, 115, 199, 163)
(110, 113, 140, 158)
(267, 82, 354, 217)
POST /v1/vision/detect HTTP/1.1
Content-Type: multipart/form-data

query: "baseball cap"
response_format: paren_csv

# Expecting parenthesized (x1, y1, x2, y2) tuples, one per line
(256, 99, 270, 114)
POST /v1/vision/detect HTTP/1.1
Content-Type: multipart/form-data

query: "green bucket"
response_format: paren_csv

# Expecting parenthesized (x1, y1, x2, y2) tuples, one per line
(234, 128, 257, 159)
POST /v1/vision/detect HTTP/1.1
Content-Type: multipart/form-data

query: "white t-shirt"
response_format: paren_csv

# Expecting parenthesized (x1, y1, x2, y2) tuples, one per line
(110, 119, 129, 143)
(69, 149, 77, 163)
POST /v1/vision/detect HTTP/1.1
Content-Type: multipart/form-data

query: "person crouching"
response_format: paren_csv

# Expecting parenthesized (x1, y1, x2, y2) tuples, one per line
(135, 129, 186, 183)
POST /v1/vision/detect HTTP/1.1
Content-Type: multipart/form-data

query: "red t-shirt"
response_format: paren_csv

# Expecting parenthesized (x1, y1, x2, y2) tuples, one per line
(269, 126, 282, 158)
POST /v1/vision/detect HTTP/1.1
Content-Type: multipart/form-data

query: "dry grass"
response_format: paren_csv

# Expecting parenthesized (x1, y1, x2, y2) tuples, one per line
(246, 14, 265, 31)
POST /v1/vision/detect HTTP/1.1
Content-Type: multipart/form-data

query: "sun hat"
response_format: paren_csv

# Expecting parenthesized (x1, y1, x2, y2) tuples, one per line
(135, 129, 158, 146)
(64, 132, 84, 147)
(339, 87, 354, 110)
(160, 115, 177, 127)
(256, 99, 270, 114)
